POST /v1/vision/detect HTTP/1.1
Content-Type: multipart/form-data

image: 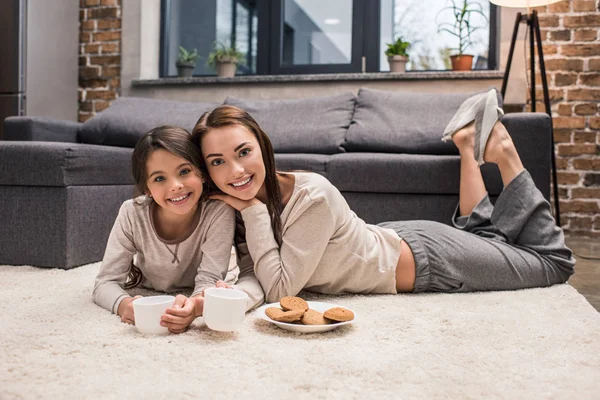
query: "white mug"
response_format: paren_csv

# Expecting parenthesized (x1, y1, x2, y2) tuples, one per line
(203, 288, 248, 332)
(132, 295, 175, 335)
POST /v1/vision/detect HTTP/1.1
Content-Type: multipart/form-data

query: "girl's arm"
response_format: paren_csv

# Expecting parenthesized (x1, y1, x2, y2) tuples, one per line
(240, 197, 335, 303)
(93, 203, 137, 315)
(191, 201, 237, 299)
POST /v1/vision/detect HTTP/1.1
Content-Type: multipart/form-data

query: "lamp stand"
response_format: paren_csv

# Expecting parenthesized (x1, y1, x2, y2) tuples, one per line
(501, 10, 560, 226)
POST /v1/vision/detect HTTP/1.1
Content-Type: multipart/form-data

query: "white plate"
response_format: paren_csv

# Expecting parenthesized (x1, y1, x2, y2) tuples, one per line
(255, 301, 356, 333)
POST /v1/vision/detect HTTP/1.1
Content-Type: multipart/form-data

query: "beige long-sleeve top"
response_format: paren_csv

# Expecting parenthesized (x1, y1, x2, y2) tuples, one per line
(93, 197, 264, 313)
(239, 172, 402, 303)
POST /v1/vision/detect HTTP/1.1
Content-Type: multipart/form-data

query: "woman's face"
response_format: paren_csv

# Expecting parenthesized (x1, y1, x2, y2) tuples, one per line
(201, 124, 266, 201)
(145, 148, 204, 217)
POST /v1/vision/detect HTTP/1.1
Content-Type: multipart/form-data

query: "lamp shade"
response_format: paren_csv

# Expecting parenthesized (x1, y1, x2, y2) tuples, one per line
(489, 0, 563, 7)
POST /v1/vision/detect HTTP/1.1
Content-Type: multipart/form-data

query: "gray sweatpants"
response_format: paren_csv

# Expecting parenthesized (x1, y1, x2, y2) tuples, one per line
(379, 170, 575, 292)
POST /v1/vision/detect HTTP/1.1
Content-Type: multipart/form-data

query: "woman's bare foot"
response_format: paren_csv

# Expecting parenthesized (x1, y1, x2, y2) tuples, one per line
(482, 122, 517, 165)
(451, 122, 476, 156)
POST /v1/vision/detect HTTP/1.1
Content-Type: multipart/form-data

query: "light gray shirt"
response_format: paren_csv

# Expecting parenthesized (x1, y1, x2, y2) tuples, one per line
(239, 172, 401, 303)
(93, 197, 264, 313)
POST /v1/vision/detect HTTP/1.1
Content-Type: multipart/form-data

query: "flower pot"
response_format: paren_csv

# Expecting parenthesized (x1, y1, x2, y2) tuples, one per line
(216, 60, 237, 78)
(176, 62, 195, 78)
(387, 55, 408, 73)
(450, 54, 474, 71)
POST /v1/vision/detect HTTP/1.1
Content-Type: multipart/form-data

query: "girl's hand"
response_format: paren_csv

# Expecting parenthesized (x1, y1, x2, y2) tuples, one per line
(117, 295, 142, 325)
(209, 193, 262, 212)
(161, 294, 203, 334)
(202, 280, 232, 297)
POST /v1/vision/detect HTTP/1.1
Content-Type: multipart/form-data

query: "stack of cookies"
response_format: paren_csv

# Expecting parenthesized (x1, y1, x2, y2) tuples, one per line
(265, 296, 354, 325)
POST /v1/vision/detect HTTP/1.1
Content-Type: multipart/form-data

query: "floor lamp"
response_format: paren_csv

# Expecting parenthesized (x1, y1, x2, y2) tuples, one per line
(490, 0, 563, 226)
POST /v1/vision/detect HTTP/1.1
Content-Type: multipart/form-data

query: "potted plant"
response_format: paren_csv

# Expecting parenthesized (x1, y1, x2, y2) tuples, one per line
(207, 41, 245, 78)
(385, 37, 410, 73)
(176, 46, 199, 78)
(436, 0, 488, 71)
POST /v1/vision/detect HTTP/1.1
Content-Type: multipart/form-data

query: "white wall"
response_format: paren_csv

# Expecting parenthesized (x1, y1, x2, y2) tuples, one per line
(26, 0, 79, 121)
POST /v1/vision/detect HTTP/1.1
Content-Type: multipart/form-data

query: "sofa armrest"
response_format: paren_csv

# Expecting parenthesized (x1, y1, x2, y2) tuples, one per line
(501, 112, 552, 200)
(3, 116, 81, 142)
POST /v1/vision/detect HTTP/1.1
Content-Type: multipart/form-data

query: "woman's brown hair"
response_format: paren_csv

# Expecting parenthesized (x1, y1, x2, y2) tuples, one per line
(191, 105, 283, 245)
(126, 125, 205, 288)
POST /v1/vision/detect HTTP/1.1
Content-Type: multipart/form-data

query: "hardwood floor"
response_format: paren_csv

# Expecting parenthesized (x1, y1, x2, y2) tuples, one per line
(566, 236, 600, 312)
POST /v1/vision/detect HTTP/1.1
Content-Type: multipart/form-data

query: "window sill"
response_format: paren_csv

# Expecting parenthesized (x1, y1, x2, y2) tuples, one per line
(132, 70, 504, 87)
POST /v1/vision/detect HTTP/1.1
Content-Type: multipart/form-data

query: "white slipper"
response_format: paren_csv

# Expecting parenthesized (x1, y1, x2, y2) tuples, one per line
(441, 89, 504, 165)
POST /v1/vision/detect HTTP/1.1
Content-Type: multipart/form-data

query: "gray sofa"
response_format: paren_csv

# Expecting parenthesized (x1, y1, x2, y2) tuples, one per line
(0, 89, 553, 268)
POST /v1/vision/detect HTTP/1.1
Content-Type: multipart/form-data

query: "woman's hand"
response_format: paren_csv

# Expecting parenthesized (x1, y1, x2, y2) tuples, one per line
(117, 295, 142, 325)
(202, 280, 232, 297)
(161, 294, 203, 334)
(209, 193, 262, 212)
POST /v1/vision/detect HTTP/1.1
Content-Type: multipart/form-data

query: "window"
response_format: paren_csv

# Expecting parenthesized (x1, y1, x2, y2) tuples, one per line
(160, 0, 497, 77)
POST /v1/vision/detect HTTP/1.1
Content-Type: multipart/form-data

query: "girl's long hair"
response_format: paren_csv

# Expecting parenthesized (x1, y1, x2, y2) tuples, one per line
(191, 105, 283, 245)
(126, 125, 205, 288)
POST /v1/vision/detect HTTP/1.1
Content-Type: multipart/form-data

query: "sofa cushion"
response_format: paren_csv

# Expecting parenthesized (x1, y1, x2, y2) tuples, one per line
(224, 93, 355, 154)
(78, 97, 218, 148)
(274, 154, 331, 176)
(327, 153, 503, 195)
(344, 88, 502, 154)
(0, 142, 134, 187)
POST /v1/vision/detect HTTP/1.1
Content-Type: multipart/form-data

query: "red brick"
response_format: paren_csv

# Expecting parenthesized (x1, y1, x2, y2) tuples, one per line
(574, 103, 598, 115)
(90, 55, 120, 66)
(590, 59, 600, 71)
(556, 157, 569, 169)
(553, 128, 571, 143)
(80, 101, 94, 112)
(538, 15, 560, 27)
(102, 66, 120, 77)
(557, 103, 572, 116)
(101, 0, 118, 5)
(80, 66, 100, 79)
(95, 101, 111, 111)
(88, 8, 118, 19)
(535, 88, 565, 101)
(573, 158, 600, 170)
(542, 44, 558, 55)
(557, 171, 581, 184)
(544, 58, 584, 71)
(573, 131, 597, 143)
(551, 1, 571, 12)
(553, 116, 586, 129)
(80, 31, 91, 43)
(569, 89, 600, 101)
(84, 0, 100, 6)
(555, 73, 578, 86)
(560, 200, 600, 213)
(109, 77, 120, 89)
(574, 29, 598, 42)
(97, 19, 121, 30)
(93, 31, 120, 41)
(561, 44, 600, 57)
(85, 90, 117, 100)
(80, 9, 86, 21)
(81, 20, 95, 31)
(79, 78, 107, 89)
(79, 56, 87, 66)
(591, 117, 600, 129)
(564, 15, 600, 28)
(573, 0, 597, 12)
(550, 30, 571, 41)
(572, 188, 600, 199)
(101, 43, 119, 53)
(84, 43, 100, 54)
(557, 144, 598, 156)
(580, 73, 600, 86)
(584, 173, 600, 186)
(78, 113, 93, 123)
(565, 217, 594, 230)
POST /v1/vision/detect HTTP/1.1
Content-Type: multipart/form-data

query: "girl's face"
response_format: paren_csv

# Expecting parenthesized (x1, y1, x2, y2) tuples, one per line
(145, 149, 204, 217)
(201, 124, 266, 201)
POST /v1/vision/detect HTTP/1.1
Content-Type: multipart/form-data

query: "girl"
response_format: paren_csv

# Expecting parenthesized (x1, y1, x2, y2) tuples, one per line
(190, 93, 575, 304)
(93, 126, 263, 333)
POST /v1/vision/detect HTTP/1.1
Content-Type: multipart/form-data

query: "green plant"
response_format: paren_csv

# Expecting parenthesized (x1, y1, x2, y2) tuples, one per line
(206, 40, 245, 67)
(177, 46, 199, 64)
(385, 37, 411, 57)
(436, 0, 488, 55)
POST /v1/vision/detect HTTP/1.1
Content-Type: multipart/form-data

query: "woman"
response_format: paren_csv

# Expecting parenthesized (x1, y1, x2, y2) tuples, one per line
(191, 92, 574, 303)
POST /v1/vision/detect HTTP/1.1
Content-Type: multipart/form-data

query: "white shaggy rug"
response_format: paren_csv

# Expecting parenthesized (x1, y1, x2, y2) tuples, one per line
(1, 263, 599, 400)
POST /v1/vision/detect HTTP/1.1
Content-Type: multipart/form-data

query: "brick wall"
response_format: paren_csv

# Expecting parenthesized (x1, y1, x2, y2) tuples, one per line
(78, 0, 122, 122)
(537, 0, 600, 237)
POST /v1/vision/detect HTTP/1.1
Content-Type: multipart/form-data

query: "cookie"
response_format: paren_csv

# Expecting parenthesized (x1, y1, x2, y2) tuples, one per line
(265, 307, 305, 323)
(301, 309, 329, 325)
(323, 307, 355, 322)
(280, 296, 309, 312)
